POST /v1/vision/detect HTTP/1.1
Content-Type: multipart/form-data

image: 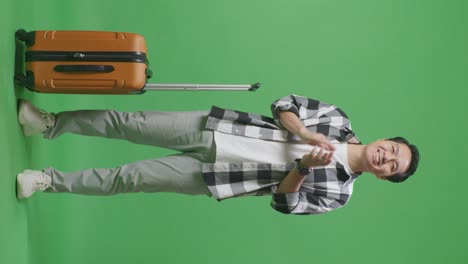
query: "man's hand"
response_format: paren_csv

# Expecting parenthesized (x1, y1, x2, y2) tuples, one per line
(279, 111, 336, 152)
(300, 146, 334, 168)
(276, 110, 337, 194)
(298, 127, 336, 152)
(276, 146, 333, 194)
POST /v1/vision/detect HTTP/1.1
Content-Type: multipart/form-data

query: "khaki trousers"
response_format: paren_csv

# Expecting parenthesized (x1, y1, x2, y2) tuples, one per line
(42, 110, 214, 196)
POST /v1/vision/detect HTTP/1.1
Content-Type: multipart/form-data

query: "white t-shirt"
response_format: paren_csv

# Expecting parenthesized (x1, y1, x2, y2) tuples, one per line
(214, 131, 354, 175)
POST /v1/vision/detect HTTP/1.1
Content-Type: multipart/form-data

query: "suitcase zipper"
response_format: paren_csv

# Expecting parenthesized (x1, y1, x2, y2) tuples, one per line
(26, 51, 147, 63)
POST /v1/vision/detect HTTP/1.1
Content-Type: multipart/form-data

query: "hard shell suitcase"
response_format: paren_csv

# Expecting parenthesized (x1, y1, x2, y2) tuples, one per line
(14, 29, 260, 94)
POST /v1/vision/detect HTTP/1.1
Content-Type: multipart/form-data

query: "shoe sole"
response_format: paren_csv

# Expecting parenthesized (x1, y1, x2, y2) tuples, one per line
(16, 172, 27, 199)
(18, 99, 27, 125)
(18, 100, 36, 136)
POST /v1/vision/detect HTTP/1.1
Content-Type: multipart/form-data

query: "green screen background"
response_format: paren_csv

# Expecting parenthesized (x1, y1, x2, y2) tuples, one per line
(1, 0, 467, 263)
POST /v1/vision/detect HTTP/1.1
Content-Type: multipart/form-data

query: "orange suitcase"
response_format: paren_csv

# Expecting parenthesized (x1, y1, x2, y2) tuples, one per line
(14, 29, 260, 94)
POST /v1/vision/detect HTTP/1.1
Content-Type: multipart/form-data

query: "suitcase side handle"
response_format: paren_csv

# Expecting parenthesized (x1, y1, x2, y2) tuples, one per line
(54, 65, 115, 73)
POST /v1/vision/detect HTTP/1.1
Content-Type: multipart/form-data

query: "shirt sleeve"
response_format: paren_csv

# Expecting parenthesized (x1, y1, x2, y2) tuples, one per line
(270, 94, 333, 127)
(270, 191, 344, 215)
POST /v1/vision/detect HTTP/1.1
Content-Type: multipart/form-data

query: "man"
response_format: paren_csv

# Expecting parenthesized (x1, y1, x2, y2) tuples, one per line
(16, 94, 420, 215)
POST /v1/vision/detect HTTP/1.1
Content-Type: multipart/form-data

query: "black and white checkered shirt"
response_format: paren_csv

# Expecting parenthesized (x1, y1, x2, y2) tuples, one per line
(202, 94, 361, 215)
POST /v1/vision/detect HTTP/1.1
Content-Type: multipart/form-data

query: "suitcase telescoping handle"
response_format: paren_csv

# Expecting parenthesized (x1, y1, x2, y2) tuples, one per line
(144, 82, 260, 91)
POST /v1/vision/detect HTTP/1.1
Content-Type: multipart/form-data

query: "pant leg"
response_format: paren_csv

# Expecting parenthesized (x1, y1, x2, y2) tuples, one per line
(44, 110, 213, 155)
(43, 153, 211, 196)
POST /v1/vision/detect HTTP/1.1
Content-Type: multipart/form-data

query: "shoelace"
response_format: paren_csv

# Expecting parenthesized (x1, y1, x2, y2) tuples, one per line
(39, 109, 55, 129)
(36, 173, 57, 191)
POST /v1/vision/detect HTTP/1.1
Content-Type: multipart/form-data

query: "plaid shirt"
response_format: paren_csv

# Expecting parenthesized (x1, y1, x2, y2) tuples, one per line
(202, 94, 361, 215)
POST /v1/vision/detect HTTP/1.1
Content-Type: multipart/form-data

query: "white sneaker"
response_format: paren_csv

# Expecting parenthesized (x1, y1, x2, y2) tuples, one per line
(16, 170, 55, 199)
(18, 99, 56, 136)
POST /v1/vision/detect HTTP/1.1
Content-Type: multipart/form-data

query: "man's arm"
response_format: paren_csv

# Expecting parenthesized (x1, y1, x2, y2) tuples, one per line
(272, 147, 334, 214)
(276, 168, 306, 194)
(275, 111, 335, 194)
(278, 111, 336, 151)
(279, 111, 310, 140)
(276, 147, 333, 193)
(271, 147, 336, 214)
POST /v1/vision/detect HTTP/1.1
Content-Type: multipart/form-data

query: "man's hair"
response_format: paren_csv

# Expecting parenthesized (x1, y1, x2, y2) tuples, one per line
(385, 137, 420, 183)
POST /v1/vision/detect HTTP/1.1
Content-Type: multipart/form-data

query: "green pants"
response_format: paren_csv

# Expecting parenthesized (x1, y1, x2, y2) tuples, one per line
(42, 110, 214, 196)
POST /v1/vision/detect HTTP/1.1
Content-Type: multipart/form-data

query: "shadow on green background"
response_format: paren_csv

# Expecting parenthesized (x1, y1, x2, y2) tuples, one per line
(1, 0, 467, 264)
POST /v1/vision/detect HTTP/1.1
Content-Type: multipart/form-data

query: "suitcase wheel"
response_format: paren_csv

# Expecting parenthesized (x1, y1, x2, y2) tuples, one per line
(14, 74, 27, 86)
(15, 29, 35, 46)
(15, 29, 29, 42)
(14, 72, 35, 91)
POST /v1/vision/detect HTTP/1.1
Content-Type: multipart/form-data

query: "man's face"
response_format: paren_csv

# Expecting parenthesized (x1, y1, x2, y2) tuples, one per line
(364, 140, 412, 179)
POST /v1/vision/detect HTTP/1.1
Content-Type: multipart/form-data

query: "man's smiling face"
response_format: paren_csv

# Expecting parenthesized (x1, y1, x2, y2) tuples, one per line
(363, 139, 412, 179)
